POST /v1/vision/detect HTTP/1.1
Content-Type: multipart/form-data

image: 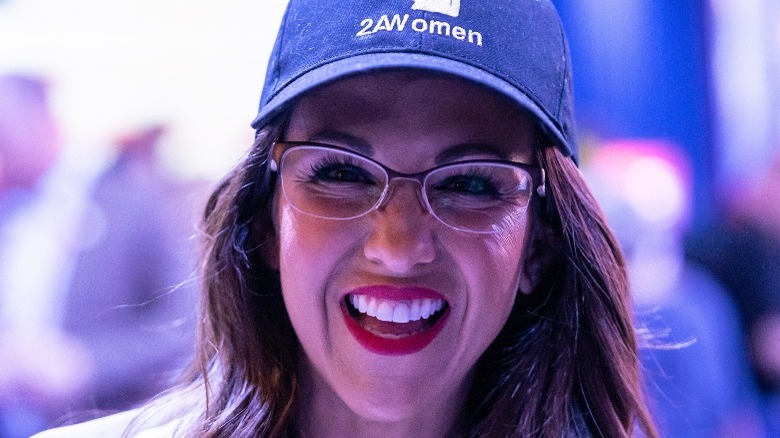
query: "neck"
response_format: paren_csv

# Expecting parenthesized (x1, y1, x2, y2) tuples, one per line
(296, 358, 468, 438)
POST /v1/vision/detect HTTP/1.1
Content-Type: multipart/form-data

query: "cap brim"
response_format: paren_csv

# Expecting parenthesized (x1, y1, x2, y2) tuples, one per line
(251, 52, 573, 158)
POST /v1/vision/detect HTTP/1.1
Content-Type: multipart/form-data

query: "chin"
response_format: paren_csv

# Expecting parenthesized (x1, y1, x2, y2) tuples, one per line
(343, 388, 427, 423)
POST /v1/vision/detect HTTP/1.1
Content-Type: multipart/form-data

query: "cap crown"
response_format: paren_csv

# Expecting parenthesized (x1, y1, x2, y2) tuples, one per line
(253, 0, 577, 159)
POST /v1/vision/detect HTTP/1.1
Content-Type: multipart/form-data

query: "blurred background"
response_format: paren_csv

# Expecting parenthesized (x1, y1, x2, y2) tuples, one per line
(0, 0, 778, 437)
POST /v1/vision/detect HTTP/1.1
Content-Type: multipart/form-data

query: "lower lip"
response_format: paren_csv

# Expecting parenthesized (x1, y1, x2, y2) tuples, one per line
(341, 287, 449, 356)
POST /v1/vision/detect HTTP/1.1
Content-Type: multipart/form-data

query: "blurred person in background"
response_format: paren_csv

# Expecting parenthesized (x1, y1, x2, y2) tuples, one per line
(583, 140, 766, 437)
(687, 152, 780, 436)
(0, 72, 202, 437)
(60, 124, 201, 417)
(0, 73, 98, 438)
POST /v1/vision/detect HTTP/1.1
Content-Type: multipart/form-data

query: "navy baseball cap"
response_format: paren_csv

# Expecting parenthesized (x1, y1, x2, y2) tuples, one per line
(252, 0, 578, 160)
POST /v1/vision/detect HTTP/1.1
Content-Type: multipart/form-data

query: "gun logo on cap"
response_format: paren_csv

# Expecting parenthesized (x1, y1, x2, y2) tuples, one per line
(411, 0, 461, 18)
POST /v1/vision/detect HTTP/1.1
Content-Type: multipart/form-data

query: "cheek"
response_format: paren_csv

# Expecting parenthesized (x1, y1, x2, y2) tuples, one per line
(278, 204, 327, 291)
(448, 228, 527, 301)
(276, 201, 361, 310)
(275, 203, 341, 353)
(278, 205, 358, 260)
(437, 229, 527, 367)
(449, 222, 529, 341)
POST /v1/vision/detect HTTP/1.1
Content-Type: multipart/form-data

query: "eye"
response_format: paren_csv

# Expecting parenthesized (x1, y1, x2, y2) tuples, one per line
(435, 174, 500, 197)
(309, 157, 377, 185)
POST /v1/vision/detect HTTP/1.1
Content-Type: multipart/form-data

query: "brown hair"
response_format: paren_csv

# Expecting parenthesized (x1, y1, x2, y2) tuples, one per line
(163, 120, 657, 437)
(464, 144, 657, 437)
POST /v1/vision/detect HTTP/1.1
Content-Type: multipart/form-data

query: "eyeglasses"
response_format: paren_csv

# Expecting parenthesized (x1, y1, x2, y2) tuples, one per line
(270, 141, 546, 234)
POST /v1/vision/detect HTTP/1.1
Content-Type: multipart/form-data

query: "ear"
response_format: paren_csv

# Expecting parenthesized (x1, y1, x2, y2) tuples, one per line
(518, 224, 556, 294)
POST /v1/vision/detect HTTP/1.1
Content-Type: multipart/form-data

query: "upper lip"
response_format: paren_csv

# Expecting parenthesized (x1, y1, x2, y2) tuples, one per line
(344, 284, 447, 302)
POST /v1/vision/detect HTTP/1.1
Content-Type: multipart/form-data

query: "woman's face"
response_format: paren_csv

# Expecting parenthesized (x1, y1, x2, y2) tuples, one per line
(273, 72, 538, 425)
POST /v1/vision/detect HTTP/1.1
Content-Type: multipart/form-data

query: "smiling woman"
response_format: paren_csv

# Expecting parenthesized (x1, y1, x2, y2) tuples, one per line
(35, 0, 658, 437)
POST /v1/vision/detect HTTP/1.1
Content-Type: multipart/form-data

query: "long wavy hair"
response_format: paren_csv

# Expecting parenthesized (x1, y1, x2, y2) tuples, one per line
(153, 115, 657, 437)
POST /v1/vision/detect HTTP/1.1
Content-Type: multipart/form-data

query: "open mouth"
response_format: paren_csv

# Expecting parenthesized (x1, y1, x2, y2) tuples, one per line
(346, 294, 448, 337)
(342, 288, 449, 356)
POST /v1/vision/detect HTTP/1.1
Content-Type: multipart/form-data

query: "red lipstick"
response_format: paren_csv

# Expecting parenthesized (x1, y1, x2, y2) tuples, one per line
(342, 285, 449, 356)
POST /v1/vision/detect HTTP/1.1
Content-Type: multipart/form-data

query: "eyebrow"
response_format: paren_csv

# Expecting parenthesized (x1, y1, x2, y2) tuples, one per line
(435, 143, 509, 163)
(307, 132, 510, 163)
(309, 131, 374, 154)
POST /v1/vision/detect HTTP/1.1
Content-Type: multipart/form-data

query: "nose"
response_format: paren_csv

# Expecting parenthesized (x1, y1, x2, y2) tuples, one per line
(363, 181, 436, 273)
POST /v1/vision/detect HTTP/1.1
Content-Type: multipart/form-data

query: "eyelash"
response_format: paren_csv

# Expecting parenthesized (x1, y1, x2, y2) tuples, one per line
(305, 155, 372, 181)
(296, 152, 521, 199)
(436, 167, 504, 195)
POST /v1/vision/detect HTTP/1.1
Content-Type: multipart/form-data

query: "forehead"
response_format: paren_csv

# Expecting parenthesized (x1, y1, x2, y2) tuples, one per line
(286, 71, 537, 164)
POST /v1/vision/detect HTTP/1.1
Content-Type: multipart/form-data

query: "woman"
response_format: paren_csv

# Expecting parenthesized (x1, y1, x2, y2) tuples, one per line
(37, 0, 658, 436)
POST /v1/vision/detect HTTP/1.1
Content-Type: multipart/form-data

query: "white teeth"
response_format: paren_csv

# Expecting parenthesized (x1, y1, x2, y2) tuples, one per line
(376, 302, 394, 322)
(348, 294, 445, 323)
(409, 300, 421, 321)
(358, 294, 368, 313)
(366, 297, 379, 317)
(392, 303, 410, 323)
(420, 299, 432, 319)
